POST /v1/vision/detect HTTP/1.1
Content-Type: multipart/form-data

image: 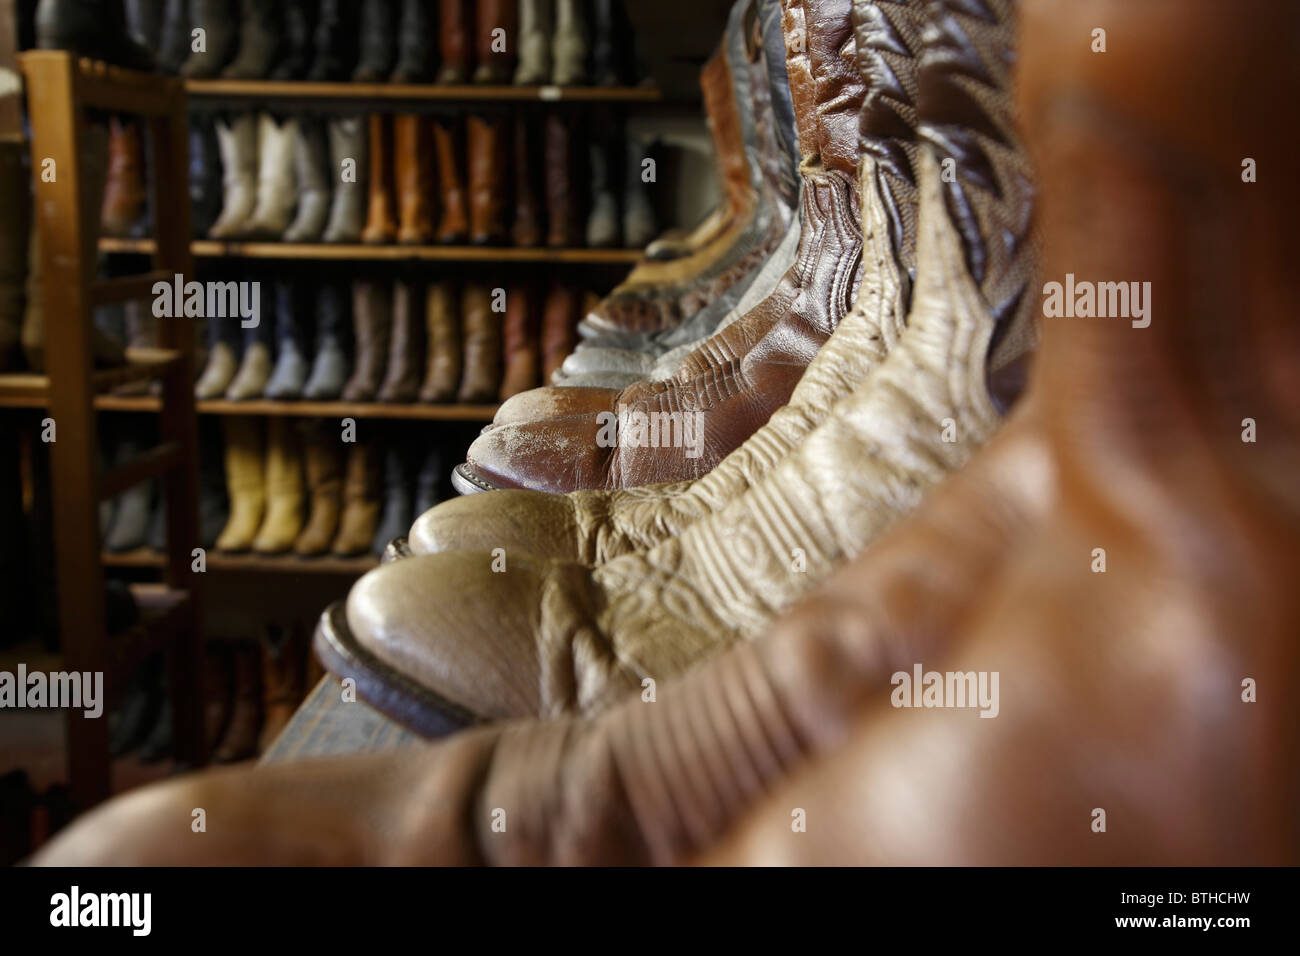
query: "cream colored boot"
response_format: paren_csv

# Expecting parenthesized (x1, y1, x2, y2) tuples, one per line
(252, 417, 305, 554)
(215, 417, 267, 553)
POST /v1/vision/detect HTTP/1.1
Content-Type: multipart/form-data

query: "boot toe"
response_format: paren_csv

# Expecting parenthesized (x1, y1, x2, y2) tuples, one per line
(465, 416, 615, 494)
(408, 490, 584, 562)
(492, 385, 621, 428)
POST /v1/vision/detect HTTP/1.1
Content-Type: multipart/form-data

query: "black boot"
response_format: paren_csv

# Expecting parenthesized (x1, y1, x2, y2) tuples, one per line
(390, 0, 435, 83)
(372, 445, 416, 555)
(109, 657, 164, 757)
(188, 114, 222, 238)
(156, 0, 192, 74)
(302, 281, 351, 399)
(413, 445, 444, 517)
(264, 279, 313, 400)
(180, 0, 238, 78)
(125, 0, 164, 50)
(307, 0, 357, 81)
(198, 418, 231, 549)
(222, 0, 282, 79)
(36, 0, 155, 71)
(270, 0, 316, 81)
(352, 0, 398, 83)
(590, 0, 632, 87)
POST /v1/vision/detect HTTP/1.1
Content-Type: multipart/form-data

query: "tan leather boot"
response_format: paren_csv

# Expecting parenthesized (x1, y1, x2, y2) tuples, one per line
(294, 428, 343, 556)
(432, 117, 470, 244)
(215, 417, 266, 553)
(419, 280, 461, 402)
(331, 441, 382, 557)
(361, 113, 397, 244)
(377, 280, 424, 402)
(252, 417, 305, 554)
(539, 281, 577, 383)
(213, 643, 261, 764)
(394, 114, 435, 245)
(499, 286, 539, 400)
(341, 280, 393, 402)
(456, 283, 501, 403)
(467, 115, 507, 245)
(338, 0, 1038, 725)
(100, 117, 146, 238)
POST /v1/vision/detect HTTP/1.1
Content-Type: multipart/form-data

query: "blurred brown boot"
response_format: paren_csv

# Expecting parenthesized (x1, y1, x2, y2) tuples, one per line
(540, 281, 578, 382)
(213, 644, 261, 764)
(361, 113, 396, 244)
(467, 115, 508, 245)
(395, 114, 435, 244)
(259, 629, 305, 752)
(511, 116, 543, 247)
(457, 283, 501, 403)
(499, 285, 539, 400)
(294, 428, 343, 556)
(432, 117, 470, 244)
(332, 441, 382, 556)
(472, 0, 517, 84)
(419, 280, 461, 402)
(101, 117, 147, 238)
(377, 280, 425, 402)
(435, 0, 471, 83)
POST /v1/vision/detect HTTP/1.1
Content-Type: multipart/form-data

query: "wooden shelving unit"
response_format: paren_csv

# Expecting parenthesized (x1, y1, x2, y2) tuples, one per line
(0, 391, 499, 421)
(185, 79, 663, 104)
(105, 549, 378, 576)
(99, 237, 644, 264)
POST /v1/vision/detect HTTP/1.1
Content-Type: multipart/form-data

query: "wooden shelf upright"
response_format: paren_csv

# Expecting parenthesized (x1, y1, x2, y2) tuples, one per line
(19, 51, 205, 809)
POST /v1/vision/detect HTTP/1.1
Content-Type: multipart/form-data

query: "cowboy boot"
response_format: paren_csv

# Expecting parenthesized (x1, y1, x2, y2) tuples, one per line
(101, 117, 147, 238)
(514, 0, 552, 84)
(195, 317, 240, 399)
(104, 426, 157, 552)
(499, 286, 540, 400)
(270, 0, 313, 80)
(391, 0, 436, 82)
(258, 629, 305, 751)
(222, 0, 282, 79)
(435, 0, 471, 83)
(283, 116, 333, 243)
(543, 112, 582, 247)
(472, 0, 517, 84)
(341, 280, 393, 401)
(294, 426, 343, 556)
(361, 114, 397, 244)
(154, 0, 191, 73)
(377, 280, 424, 402)
(456, 284, 501, 403)
(242, 113, 299, 239)
(539, 281, 577, 383)
(590, 0, 631, 87)
(585, 121, 621, 248)
(0, 141, 29, 372)
(510, 116, 543, 247)
(225, 312, 275, 400)
(264, 280, 312, 399)
(189, 114, 224, 237)
(467, 115, 507, 245)
(252, 417, 305, 553)
(303, 281, 351, 398)
(215, 416, 265, 552)
(414, 446, 444, 516)
(180, 0, 238, 77)
(372, 446, 417, 554)
(353, 0, 398, 82)
(331, 441, 382, 556)
(432, 118, 470, 243)
(125, 0, 164, 50)
(418, 280, 461, 402)
(321, 116, 368, 243)
(551, 0, 588, 85)
(394, 115, 435, 244)
(36, 0, 155, 70)
(622, 133, 656, 248)
(208, 112, 259, 240)
(338, 0, 1040, 728)
(307, 0, 358, 81)
(213, 644, 261, 763)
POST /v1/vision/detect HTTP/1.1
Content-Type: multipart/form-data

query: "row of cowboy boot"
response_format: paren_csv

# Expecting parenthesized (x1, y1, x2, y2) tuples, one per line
(35, 0, 1300, 869)
(215, 418, 386, 558)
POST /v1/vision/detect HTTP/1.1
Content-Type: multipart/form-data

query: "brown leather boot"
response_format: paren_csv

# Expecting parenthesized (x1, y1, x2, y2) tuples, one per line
(341, 280, 393, 402)
(467, 115, 508, 245)
(258, 629, 305, 752)
(213, 643, 261, 764)
(435, 0, 471, 84)
(332, 441, 382, 557)
(419, 280, 461, 402)
(294, 427, 343, 556)
(472, 0, 517, 84)
(499, 286, 539, 400)
(544, 112, 582, 248)
(456, 283, 501, 403)
(101, 117, 147, 238)
(251, 417, 305, 554)
(432, 117, 470, 244)
(377, 280, 425, 402)
(361, 113, 397, 244)
(394, 114, 435, 244)
(510, 116, 543, 247)
(539, 281, 577, 383)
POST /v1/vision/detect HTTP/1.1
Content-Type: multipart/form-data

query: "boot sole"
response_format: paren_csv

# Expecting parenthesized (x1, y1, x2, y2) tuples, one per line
(312, 602, 477, 739)
(451, 463, 497, 496)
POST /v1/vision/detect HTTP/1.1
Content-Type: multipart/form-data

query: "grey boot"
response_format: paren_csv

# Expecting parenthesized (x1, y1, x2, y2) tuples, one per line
(371, 446, 415, 555)
(514, 0, 552, 85)
(303, 282, 350, 399)
(264, 281, 311, 400)
(180, 0, 238, 78)
(552, 0, 588, 86)
(622, 135, 657, 248)
(104, 430, 156, 553)
(321, 116, 368, 244)
(585, 138, 620, 248)
(282, 117, 332, 243)
(243, 113, 299, 240)
(208, 112, 259, 240)
(413, 446, 443, 517)
(221, 0, 282, 80)
(156, 0, 191, 73)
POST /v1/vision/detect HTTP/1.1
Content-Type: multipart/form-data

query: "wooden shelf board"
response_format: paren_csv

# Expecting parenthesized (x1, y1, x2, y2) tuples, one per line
(101, 237, 642, 264)
(105, 549, 378, 576)
(185, 79, 662, 103)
